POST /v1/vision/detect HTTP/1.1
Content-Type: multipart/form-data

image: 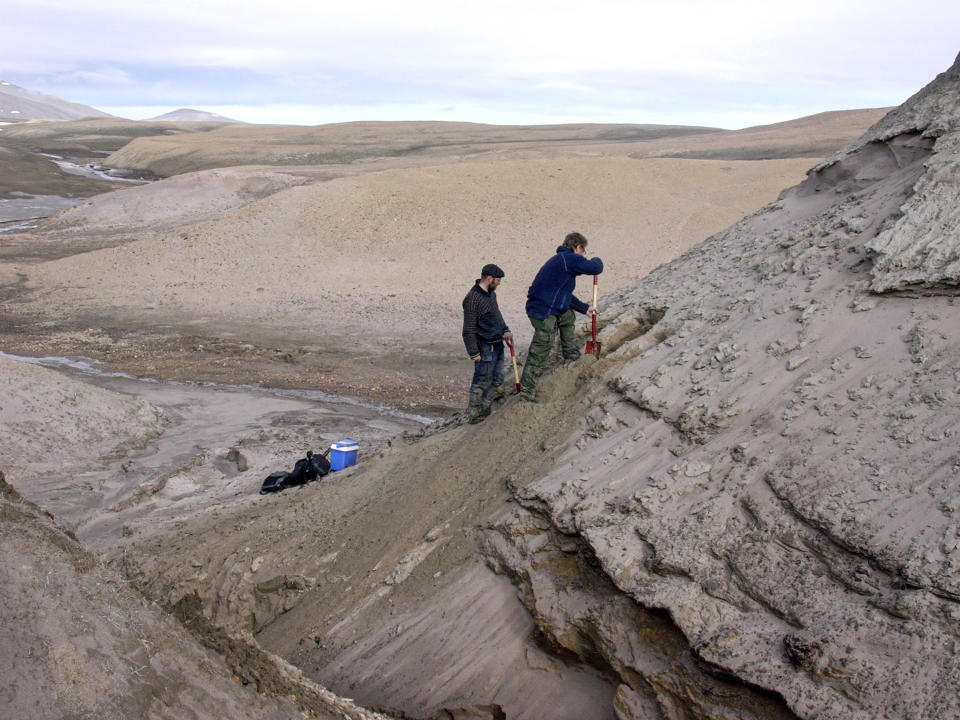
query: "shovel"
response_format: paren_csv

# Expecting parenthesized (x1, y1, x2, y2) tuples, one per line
(584, 275, 601, 358)
(505, 336, 521, 393)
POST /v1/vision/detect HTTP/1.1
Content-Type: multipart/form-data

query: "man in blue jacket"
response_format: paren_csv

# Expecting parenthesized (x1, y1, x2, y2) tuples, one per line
(519, 232, 603, 402)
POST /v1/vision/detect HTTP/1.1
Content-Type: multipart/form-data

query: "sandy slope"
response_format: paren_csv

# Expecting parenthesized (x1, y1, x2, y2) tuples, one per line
(12, 155, 812, 355)
(0, 474, 314, 720)
(0, 355, 163, 488)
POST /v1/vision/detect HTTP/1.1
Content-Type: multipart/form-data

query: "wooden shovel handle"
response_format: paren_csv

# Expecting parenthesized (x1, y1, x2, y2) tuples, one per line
(505, 337, 521, 392)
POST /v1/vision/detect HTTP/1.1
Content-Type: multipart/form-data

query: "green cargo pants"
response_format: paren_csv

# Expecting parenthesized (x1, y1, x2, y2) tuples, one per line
(518, 309, 580, 400)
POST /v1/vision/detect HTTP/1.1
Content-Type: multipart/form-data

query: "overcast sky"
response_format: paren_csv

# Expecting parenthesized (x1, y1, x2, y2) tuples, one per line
(3, 0, 958, 128)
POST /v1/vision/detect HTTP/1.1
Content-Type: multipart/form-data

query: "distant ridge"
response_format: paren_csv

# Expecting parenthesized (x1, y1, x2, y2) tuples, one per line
(147, 108, 244, 123)
(0, 80, 112, 121)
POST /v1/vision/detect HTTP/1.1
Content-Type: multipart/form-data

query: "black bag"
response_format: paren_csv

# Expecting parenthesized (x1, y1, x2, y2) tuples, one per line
(284, 454, 314, 488)
(259, 450, 330, 494)
(309, 451, 331, 478)
(259, 471, 289, 494)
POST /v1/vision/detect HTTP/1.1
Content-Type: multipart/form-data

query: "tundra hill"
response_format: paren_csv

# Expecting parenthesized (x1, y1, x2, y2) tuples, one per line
(101, 120, 724, 177)
(629, 107, 892, 160)
(102, 111, 886, 178)
(148, 108, 244, 122)
(1, 117, 237, 155)
(108, 52, 960, 720)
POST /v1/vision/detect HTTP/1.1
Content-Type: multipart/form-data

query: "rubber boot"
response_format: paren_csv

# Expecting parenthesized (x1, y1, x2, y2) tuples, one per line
(562, 347, 581, 365)
(467, 387, 490, 424)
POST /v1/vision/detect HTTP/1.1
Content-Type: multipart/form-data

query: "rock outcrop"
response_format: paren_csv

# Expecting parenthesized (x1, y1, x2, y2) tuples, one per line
(816, 54, 960, 293)
(483, 52, 960, 719)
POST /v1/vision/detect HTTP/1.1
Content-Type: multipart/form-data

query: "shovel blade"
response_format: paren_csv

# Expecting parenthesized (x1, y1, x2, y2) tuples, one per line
(585, 308, 601, 358)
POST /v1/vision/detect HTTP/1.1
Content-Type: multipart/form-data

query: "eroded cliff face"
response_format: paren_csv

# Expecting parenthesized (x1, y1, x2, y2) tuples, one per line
(820, 54, 960, 294)
(481, 53, 960, 719)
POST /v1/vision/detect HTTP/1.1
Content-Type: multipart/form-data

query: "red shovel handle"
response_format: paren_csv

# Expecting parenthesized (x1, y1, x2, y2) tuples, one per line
(584, 275, 601, 358)
(591, 274, 598, 342)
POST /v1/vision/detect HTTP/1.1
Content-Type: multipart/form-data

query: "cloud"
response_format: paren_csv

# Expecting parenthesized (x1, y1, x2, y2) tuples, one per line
(62, 68, 136, 87)
(3, 0, 959, 127)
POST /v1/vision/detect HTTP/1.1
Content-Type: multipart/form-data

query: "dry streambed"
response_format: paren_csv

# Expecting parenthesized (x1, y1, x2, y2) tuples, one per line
(1, 354, 427, 548)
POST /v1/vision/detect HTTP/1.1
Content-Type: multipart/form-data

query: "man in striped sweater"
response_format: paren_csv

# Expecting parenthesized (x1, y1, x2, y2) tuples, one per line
(462, 263, 512, 423)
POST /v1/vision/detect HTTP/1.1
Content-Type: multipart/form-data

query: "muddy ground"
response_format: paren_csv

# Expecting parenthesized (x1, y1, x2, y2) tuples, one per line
(0, 315, 464, 416)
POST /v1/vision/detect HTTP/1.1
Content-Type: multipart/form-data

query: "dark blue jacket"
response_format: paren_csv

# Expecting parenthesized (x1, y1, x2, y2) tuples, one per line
(525, 246, 604, 320)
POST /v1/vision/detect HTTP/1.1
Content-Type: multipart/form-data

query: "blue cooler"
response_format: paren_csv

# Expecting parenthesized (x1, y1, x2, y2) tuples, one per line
(329, 440, 359, 471)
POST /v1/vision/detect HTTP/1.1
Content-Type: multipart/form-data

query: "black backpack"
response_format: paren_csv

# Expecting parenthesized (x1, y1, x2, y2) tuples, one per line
(310, 450, 332, 477)
(259, 450, 330, 494)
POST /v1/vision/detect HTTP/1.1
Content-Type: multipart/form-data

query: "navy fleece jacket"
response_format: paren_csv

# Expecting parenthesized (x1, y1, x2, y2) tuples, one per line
(525, 246, 604, 320)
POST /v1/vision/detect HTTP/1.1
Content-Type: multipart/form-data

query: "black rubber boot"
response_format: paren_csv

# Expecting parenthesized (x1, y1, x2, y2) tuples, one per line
(467, 387, 488, 423)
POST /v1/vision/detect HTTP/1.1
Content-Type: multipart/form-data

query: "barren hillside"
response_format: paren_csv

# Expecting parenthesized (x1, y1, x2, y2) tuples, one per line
(2, 155, 813, 411)
(0, 80, 111, 120)
(103, 120, 723, 176)
(100, 110, 887, 178)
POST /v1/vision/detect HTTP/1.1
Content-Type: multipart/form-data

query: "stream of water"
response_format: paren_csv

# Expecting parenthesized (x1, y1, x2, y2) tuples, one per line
(0, 155, 151, 228)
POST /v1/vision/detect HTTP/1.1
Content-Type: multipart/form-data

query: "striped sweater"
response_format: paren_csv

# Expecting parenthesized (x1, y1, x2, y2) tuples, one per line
(462, 282, 510, 357)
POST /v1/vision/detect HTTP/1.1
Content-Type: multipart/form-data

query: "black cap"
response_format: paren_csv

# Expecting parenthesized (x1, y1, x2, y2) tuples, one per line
(481, 263, 504, 278)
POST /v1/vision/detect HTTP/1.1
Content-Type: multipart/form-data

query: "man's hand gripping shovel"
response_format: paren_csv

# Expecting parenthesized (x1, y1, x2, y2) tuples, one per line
(505, 336, 521, 393)
(584, 275, 601, 358)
